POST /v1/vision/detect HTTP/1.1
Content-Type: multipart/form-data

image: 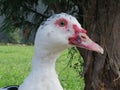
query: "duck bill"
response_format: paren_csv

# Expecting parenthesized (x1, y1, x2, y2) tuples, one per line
(69, 33, 104, 54)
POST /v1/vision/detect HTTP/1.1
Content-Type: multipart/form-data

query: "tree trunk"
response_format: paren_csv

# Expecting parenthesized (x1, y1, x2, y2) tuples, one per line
(78, 0, 120, 90)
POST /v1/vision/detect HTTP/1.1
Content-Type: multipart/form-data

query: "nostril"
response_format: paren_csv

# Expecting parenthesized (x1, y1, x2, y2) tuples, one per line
(81, 35, 86, 39)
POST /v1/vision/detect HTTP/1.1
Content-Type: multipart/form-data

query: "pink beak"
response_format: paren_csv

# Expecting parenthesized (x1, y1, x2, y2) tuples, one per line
(69, 25, 104, 54)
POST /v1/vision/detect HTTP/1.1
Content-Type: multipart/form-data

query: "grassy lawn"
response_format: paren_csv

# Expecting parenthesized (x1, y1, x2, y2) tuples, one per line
(0, 45, 84, 90)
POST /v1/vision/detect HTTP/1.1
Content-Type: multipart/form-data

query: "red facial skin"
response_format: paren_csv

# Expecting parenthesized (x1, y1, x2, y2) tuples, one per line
(69, 24, 87, 44)
(54, 18, 68, 29)
(72, 24, 87, 34)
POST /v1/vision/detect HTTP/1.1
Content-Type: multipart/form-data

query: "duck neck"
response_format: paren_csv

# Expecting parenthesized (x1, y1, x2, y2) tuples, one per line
(31, 47, 61, 76)
(19, 47, 64, 90)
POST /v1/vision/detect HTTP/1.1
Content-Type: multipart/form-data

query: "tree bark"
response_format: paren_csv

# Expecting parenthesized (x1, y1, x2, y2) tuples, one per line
(78, 0, 120, 90)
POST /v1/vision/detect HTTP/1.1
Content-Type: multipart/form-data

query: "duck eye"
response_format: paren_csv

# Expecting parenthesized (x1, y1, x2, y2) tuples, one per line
(59, 21, 65, 27)
(55, 18, 68, 27)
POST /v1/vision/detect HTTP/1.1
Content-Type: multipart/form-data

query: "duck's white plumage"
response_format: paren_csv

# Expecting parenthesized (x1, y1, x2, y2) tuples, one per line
(0, 13, 103, 90)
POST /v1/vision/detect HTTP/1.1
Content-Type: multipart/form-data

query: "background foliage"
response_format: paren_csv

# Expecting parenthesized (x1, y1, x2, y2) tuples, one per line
(0, 0, 84, 44)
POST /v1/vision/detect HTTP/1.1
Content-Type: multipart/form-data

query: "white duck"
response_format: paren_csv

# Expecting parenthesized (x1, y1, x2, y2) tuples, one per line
(0, 13, 103, 90)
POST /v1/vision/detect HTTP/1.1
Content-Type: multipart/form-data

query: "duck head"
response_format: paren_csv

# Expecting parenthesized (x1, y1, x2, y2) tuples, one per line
(35, 13, 103, 54)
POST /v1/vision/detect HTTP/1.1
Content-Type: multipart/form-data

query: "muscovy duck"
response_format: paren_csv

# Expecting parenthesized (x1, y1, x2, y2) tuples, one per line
(0, 13, 103, 90)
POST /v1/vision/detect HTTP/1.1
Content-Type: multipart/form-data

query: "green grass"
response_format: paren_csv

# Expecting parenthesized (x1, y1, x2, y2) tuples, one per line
(0, 45, 84, 90)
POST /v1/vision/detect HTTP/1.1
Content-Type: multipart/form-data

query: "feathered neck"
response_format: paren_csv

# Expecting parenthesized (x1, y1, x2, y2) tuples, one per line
(19, 43, 64, 90)
(31, 48, 60, 73)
